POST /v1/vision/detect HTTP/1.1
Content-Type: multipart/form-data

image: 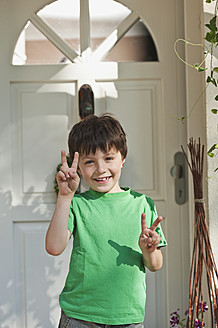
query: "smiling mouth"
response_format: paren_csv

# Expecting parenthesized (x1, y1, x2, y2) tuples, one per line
(94, 176, 111, 182)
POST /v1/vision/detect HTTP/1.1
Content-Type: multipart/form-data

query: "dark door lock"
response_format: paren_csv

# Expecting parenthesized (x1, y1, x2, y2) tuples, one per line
(170, 151, 188, 205)
(79, 84, 94, 119)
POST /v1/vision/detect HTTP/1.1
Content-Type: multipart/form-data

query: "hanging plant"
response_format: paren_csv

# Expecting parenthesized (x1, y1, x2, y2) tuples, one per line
(174, 0, 218, 171)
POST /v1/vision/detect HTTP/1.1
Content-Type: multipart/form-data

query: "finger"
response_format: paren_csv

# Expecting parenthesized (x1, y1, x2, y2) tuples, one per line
(148, 231, 161, 245)
(57, 170, 68, 181)
(150, 216, 163, 231)
(148, 238, 160, 250)
(140, 233, 155, 250)
(60, 151, 71, 178)
(61, 150, 68, 166)
(71, 151, 79, 171)
(141, 213, 147, 233)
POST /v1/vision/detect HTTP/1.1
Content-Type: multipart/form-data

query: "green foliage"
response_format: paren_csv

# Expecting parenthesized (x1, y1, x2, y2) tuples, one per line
(194, 63, 207, 72)
(205, 16, 217, 45)
(207, 75, 217, 86)
(207, 143, 218, 158)
(174, 0, 218, 173)
(205, 4, 218, 172)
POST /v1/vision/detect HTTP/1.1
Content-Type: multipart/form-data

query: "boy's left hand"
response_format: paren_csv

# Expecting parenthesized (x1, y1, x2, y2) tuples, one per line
(138, 213, 162, 253)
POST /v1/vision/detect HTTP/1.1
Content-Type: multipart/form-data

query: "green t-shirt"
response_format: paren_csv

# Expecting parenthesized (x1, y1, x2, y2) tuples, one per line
(59, 188, 167, 325)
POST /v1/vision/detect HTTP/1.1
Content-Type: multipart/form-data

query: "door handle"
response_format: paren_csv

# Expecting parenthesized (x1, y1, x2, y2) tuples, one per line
(170, 151, 188, 205)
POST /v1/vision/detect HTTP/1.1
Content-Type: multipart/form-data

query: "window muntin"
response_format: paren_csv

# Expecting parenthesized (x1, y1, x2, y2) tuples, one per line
(13, 0, 158, 65)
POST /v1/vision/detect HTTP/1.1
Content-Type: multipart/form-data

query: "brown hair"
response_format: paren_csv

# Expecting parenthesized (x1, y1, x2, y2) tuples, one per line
(68, 114, 127, 160)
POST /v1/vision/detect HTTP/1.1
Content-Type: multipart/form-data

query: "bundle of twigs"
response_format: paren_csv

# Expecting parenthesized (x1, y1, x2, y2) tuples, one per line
(181, 138, 218, 328)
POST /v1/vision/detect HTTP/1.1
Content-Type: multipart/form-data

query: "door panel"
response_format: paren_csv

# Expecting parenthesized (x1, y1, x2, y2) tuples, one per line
(99, 80, 164, 200)
(11, 82, 77, 204)
(14, 222, 73, 327)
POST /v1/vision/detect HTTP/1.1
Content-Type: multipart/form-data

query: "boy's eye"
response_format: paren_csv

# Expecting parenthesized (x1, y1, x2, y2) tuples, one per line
(84, 160, 94, 165)
(105, 157, 113, 161)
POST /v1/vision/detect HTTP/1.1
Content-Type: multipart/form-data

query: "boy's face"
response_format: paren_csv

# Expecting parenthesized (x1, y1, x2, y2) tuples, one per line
(78, 147, 125, 193)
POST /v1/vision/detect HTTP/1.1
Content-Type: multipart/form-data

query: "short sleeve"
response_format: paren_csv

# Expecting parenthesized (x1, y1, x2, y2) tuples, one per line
(68, 201, 75, 235)
(144, 196, 167, 248)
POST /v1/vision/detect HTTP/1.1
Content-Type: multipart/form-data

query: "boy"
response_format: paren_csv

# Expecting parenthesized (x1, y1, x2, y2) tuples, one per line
(46, 114, 167, 328)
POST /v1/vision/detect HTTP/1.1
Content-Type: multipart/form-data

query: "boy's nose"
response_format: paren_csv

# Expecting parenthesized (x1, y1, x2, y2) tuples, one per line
(96, 161, 107, 173)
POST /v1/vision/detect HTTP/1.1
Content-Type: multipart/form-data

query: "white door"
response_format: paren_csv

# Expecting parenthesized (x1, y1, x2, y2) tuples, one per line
(1, 0, 190, 327)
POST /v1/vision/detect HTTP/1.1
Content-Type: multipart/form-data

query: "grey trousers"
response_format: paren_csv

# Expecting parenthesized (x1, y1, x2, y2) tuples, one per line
(58, 311, 144, 328)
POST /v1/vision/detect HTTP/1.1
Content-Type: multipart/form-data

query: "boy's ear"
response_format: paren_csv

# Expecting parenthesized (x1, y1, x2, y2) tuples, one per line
(121, 158, 125, 168)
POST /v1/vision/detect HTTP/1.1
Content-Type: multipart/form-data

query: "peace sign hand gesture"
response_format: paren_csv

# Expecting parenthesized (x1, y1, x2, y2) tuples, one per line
(56, 150, 80, 197)
(138, 213, 163, 253)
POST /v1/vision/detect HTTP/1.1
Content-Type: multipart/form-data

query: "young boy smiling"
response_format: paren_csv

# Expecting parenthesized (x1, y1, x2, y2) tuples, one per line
(46, 114, 167, 328)
(78, 147, 124, 193)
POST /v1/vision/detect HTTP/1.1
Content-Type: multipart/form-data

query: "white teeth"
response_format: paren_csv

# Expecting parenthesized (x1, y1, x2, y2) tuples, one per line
(96, 177, 109, 181)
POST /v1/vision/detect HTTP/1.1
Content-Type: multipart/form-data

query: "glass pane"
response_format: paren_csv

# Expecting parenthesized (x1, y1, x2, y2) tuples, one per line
(89, 0, 131, 51)
(103, 20, 158, 62)
(38, 0, 80, 53)
(13, 0, 158, 65)
(13, 21, 70, 65)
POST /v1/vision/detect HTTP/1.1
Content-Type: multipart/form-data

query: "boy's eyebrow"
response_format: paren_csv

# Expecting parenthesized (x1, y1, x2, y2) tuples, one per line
(104, 147, 117, 155)
(105, 151, 116, 155)
(80, 149, 117, 159)
(80, 153, 98, 160)
(80, 154, 93, 160)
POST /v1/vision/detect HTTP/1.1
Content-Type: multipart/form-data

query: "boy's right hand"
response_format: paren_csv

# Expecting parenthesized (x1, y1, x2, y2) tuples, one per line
(56, 150, 80, 197)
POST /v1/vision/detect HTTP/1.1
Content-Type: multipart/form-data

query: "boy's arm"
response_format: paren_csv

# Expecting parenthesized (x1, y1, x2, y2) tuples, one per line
(45, 151, 80, 256)
(138, 214, 163, 272)
(46, 194, 73, 256)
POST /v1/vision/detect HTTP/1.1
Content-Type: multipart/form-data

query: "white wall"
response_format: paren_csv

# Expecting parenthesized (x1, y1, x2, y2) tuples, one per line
(204, 1, 218, 267)
(0, 0, 213, 326)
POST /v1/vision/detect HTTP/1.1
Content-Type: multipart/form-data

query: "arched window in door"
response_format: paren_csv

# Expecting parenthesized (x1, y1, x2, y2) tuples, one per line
(13, 0, 158, 65)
